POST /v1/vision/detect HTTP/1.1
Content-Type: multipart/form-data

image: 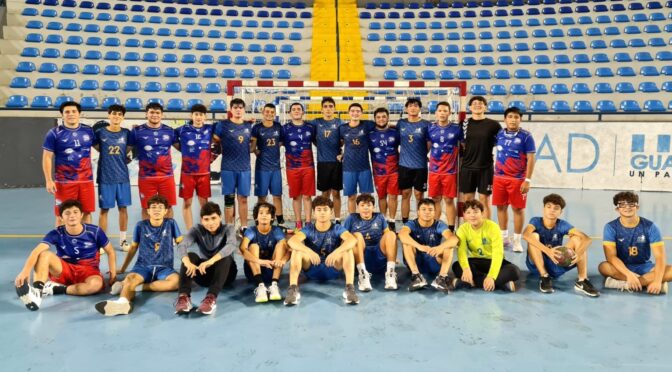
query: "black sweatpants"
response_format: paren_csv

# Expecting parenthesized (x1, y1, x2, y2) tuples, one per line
(178, 253, 237, 296)
(452, 257, 520, 290)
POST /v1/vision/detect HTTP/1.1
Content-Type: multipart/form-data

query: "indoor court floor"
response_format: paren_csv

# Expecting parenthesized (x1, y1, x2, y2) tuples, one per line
(1, 187, 670, 371)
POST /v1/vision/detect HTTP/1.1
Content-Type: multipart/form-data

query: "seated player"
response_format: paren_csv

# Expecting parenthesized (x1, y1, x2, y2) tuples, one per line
(95, 195, 182, 316)
(599, 191, 672, 295)
(522, 193, 599, 297)
(452, 200, 520, 292)
(15, 200, 116, 311)
(240, 202, 290, 303)
(399, 198, 458, 292)
(284, 196, 358, 306)
(342, 194, 398, 291)
(174, 202, 238, 315)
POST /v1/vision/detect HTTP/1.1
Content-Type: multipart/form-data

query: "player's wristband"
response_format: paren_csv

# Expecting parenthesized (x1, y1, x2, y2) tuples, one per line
(524, 178, 532, 183)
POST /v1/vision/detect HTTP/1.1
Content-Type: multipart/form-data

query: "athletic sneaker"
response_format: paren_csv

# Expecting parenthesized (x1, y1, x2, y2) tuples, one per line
(109, 281, 123, 295)
(41, 280, 66, 296)
(504, 281, 517, 292)
(503, 237, 513, 251)
(384, 271, 398, 290)
(358, 271, 373, 292)
(120, 240, 130, 252)
(604, 277, 631, 292)
(512, 239, 524, 253)
(174, 294, 192, 315)
(255, 283, 269, 303)
(409, 273, 428, 291)
(431, 275, 450, 292)
(539, 275, 554, 293)
(198, 294, 217, 315)
(268, 282, 282, 301)
(574, 279, 600, 297)
(295, 221, 303, 231)
(343, 284, 360, 305)
(284, 284, 301, 306)
(388, 221, 396, 232)
(16, 282, 42, 311)
(661, 282, 669, 295)
(451, 277, 471, 290)
(237, 227, 248, 239)
(95, 299, 132, 316)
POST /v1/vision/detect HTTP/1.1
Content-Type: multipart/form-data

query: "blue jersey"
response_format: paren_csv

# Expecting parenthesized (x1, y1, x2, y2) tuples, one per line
(368, 127, 400, 176)
(312, 118, 342, 163)
(495, 128, 536, 179)
(215, 120, 252, 172)
(175, 123, 213, 175)
(251, 122, 283, 171)
(300, 223, 348, 259)
(131, 124, 176, 179)
(403, 219, 448, 247)
(133, 218, 181, 267)
(603, 217, 662, 265)
(339, 121, 374, 172)
(428, 123, 462, 175)
(282, 122, 315, 169)
(398, 119, 430, 169)
(94, 127, 131, 184)
(244, 225, 286, 259)
(43, 124, 94, 183)
(528, 217, 575, 247)
(342, 212, 388, 246)
(42, 224, 109, 267)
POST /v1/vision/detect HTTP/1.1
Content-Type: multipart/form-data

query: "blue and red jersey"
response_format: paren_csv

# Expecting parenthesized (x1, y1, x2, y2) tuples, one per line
(42, 124, 94, 183)
(428, 123, 462, 175)
(339, 122, 373, 172)
(42, 224, 109, 267)
(215, 120, 252, 172)
(397, 119, 430, 169)
(175, 123, 213, 176)
(251, 122, 283, 171)
(368, 127, 399, 177)
(494, 129, 536, 179)
(131, 124, 176, 179)
(282, 122, 315, 169)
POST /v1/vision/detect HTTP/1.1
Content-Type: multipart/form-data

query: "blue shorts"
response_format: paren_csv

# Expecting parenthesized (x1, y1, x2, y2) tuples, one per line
(343, 170, 374, 196)
(405, 251, 441, 276)
(221, 170, 251, 197)
(254, 170, 283, 197)
(526, 254, 575, 279)
(243, 262, 274, 283)
(626, 261, 655, 276)
(364, 244, 387, 275)
(304, 263, 341, 281)
(130, 265, 176, 283)
(98, 182, 132, 209)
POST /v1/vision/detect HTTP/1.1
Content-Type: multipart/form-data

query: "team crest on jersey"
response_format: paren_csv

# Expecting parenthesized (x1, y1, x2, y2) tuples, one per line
(552, 233, 559, 242)
(482, 238, 488, 245)
(162, 135, 170, 141)
(153, 131, 158, 137)
(325, 236, 333, 246)
(514, 138, 522, 144)
(389, 136, 395, 142)
(71, 239, 77, 244)
(372, 222, 379, 230)
(415, 128, 422, 133)
(637, 235, 646, 243)
(83, 134, 90, 142)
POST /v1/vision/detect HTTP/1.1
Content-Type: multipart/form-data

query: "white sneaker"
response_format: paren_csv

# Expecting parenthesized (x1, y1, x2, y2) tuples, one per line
(358, 271, 373, 292)
(512, 239, 524, 253)
(662, 282, 669, 295)
(384, 271, 398, 290)
(268, 282, 282, 301)
(16, 283, 42, 311)
(604, 277, 632, 292)
(255, 283, 269, 303)
(109, 281, 123, 295)
(42, 280, 66, 296)
(120, 240, 130, 252)
(95, 299, 132, 316)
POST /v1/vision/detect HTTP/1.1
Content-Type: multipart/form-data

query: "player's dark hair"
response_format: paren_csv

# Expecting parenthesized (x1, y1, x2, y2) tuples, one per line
(290, 102, 304, 112)
(374, 107, 389, 117)
(190, 103, 207, 114)
(145, 102, 164, 112)
(405, 97, 422, 108)
(107, 104, 126, 115)
(321, 97, 336, 107)
(504, 107, 522, 118)
(253, 202, 276, 220)
(200, 201, 221, 217)
(468, 96, 487, 106)
(58, 199, 83, 216)
(312, 195, 334, 210)
(543, 193, 566, 210)
(355, 194, 375, 206)
(464, 199, 485, 212)
(263, 103, 276, 111)
(147, 194, 170, 209)
(230, 98, 246, 108)
(417, 198, 436, 209)
(613, 191, 639, 206)
(436, 101, 451, 111)
(59, 101, 81, 114)
(348, 103, 363, 112)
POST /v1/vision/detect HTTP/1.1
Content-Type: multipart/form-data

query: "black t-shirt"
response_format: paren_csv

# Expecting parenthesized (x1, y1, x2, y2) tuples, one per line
(461, 117, 502, 169)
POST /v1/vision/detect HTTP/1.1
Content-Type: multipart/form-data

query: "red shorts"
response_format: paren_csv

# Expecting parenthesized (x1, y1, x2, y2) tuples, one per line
(286, 167, 315, 198)
(54, 181, 95, 216)
(138, 177, 177, 208)
(428, 173, 457, 198)
(373, 174, 400, 198)
(49, 258, 103, 285)
(492, 176, 528, 209)
(179, 173, 211, 199)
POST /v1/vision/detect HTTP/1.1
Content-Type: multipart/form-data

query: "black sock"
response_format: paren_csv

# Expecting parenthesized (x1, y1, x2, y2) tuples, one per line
(53, 285, 67, 295)
(277, 215, 285, 224)
(448, 225, 455, 232)
(254, 274, 263, 285)
(33, 281, 45, 290)
(402, 217, 409, 224)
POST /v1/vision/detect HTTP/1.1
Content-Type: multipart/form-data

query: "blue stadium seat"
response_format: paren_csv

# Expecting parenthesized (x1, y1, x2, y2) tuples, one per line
(438, 70, 454, 80)
(25, 34, 43, 43)
(616, 82, 636, 93)
(30, 96, 53, 108)
(529, 101, 549, 112)
(165, 82, 182, 93)
(663, 82, 672, 92)
(573, 101, 593, 112)
(639, 82, 660, 93)
(514, 70, 531, 79)
(514, 43, 529, 52)
(494, 70, 510, 79)
(82, 64, 100, 75)
(102, 80, 120, 91)
(457, 70, 472, 79)
(167, 99, 185, 111)
(182, 68, 199, 78)
(186, 83, 202, 93)
(10, 77, 31, 89)
(510, 84, 527, 95)
(210, 99, 227, 112)
(487, 101, 505, 113)
(535, 55, 551, 64)
(616, 67, 636, 77)
(530, 84, 548, 95)
(592, 53, 610, 63)
(553, 68, 571, 78)
(6, 95, 28, 108)
(508, 101, 526, 112)
(402, 71, 418, 80)
(79, 80, 98, 90)
(78, 96, 97, 110)
(476, 70, 491, 79)
(383, 70, 399, 80)
(490, 85, 507, 95)
(635, 52, 654, 62)
(277, 70, 291, 79)
(573, 68, 591, 78)
(596, 67, 614, 77)
(572, 83, 591, 94)
(101, 97, 121, 110)
(16, 62, 36, 73)
(594, 83, 613, 94)
(551, 84, 570, 94)
(596, 100, 616, 112)
(649, 38, 667, 47)
(644, 100, 666, 112)
(620, 100, 642, 112)
(614, 53, 632, 63)
(641, 66, 660, 76)
(142, 82, 161, 92)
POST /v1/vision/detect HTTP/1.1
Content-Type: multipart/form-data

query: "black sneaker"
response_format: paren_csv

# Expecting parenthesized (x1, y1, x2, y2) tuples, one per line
(539, 275, 554, 293)
(284, 285, 301, 306)
(575, 279, 600, 297)
(388, 221, 396, 232)
(431, 275, 450, 292)
(409, 273, 428, 291)
(452, 277, 472, 290)
(237, 226, 247, 238)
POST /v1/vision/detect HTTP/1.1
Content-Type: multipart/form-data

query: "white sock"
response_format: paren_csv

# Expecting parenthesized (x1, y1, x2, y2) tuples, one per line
(387, 261, 396, 272)
(513, 233, 522, 242)
(387, 218, 395, 223)
(356, 263, 367, 275)
(115, 297, 129, 304)
(501, 230, 509, 239)
(135, 284, 143, 292)
(119, 231, 127, 243)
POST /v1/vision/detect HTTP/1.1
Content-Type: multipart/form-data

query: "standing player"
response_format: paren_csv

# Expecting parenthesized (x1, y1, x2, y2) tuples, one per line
(343, 194, 398, 290)
(427, 101, 462, 231)
(399, 199, 458, 292)
(339, 103, 374, 214)
(284, 196, 359, 306)
(460, 96, 501, 220)
(599, 192, 672, 294)
(282, 102, 316, 230)
(93, 104, 132, 251)
(398, 98, 431, 224)
(213, 98, 253, 234)
(313, 97, 344, 223)
(131, 102, 177, 220)
(493, 107, 536, 252)
(522, 194, 599, 296)
(15, 200, 116, 311)
(43, 101, 95, 225)
(250, 103, 286, 226)
(368, 107, 400, 231)
(174, 104, 214, 230)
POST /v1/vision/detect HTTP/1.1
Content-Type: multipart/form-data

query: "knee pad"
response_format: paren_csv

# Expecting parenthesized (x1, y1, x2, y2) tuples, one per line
(224, 194, 236, 207)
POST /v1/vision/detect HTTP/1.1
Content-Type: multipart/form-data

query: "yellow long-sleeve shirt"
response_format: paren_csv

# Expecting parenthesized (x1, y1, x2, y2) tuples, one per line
(456, 219, 504, 279)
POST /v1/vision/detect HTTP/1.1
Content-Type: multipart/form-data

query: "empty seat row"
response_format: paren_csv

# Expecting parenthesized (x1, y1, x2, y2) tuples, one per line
(364, 1, 672, 10)
(365, 29, 672, 42)
(483, 100, 670, 113)
(378, 66, 672, 80)
(25, 0, 309, 9)
(5, 94, 231, 111)
(24, 20, 307, 32)
(468, 82, 672, 96)
(24, 30, 304, 42)
(21, 7, 311, 20)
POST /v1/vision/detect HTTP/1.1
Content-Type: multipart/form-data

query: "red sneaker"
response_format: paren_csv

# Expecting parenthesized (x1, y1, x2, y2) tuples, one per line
(174, 294, 192, 315)
(198, 294, 217, 315)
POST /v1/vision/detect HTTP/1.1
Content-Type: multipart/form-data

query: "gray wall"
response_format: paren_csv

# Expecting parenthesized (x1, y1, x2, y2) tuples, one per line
(0, 117, 55, 188)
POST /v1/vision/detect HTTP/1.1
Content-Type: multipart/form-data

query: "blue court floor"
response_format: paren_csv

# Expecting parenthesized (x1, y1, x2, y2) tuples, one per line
(0, 188, 670, 371)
